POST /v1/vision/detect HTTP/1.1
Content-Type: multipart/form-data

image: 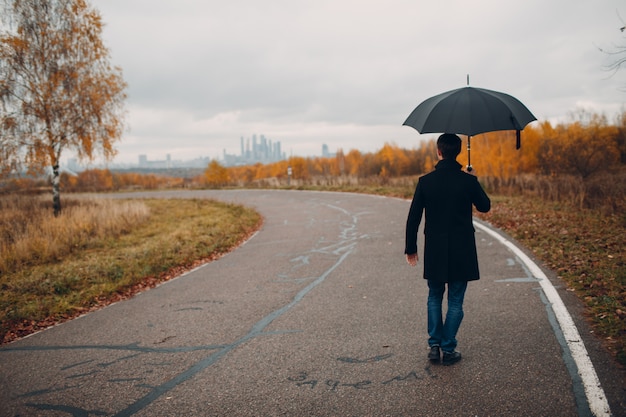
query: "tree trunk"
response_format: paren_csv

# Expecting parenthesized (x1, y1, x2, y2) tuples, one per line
(52, 164, 61, 216)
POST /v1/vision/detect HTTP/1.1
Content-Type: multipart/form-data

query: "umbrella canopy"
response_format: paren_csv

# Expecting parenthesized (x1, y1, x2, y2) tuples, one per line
(403, 86, 536, 138)
(403, 86, 536, 171)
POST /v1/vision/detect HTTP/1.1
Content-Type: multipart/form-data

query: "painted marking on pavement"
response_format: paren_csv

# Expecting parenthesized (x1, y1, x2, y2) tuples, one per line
(111, 248, 354, 417)
(109, 202, 361, 416)
(474, 221, 611, 417)
(494, 277, 540, 283)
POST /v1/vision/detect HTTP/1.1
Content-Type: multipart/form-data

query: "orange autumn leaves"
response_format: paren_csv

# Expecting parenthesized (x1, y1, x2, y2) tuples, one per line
(208, 111, 624, 186)
(0, 0, 127, 214)
(461, 114, 622, 180)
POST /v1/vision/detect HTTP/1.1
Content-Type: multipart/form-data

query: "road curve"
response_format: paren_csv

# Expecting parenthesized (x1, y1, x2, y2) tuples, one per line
(0, 190, 622, 416)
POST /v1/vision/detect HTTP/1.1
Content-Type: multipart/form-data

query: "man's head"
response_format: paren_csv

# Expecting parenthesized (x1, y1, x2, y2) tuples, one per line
(437, 133, 462, 160)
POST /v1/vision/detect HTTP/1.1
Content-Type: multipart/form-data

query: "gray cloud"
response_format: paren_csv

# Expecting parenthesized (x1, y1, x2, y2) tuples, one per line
(87, 0, 625, 164)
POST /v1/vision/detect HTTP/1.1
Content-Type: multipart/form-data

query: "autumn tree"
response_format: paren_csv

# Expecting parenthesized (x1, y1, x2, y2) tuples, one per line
(334, 149, 345, 176)
(204, 160, 229, 188)
(461, 129, 540, 180)
(537, 113, 620, 179)
(562, 119, 619, 179)
(377, 142, 412, 177)
(344, 149, 363, 176)
(287, 156, 310, 180)
(0, 0, 127, 215)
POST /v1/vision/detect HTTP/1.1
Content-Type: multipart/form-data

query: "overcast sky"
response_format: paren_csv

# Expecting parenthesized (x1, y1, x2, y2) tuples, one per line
(89, 0, 625, 165)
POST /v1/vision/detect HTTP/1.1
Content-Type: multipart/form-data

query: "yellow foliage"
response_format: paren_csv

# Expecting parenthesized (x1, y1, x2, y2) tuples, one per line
(288, 157, 310, 180)
(345, 149, 363, 176)
(204, 160, 229, 187)
(224, 111, 624, 185)
(537, 114, 621, 178)
(1, 0, 127, 214)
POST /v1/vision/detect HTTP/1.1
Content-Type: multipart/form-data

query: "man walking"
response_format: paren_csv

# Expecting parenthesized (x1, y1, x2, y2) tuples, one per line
(405, 133, 491, 365)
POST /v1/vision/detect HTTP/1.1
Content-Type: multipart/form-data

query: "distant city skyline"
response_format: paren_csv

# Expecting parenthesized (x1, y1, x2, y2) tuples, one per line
(65, 136, 336, 171)
(223, 134, 285, 166)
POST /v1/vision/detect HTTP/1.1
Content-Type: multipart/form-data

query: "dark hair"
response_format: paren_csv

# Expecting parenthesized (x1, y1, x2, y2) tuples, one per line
(437, 133, 462, 159)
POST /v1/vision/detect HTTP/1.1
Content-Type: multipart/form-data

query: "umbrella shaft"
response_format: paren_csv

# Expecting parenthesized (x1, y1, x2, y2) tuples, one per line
(467, 136, 471, 170)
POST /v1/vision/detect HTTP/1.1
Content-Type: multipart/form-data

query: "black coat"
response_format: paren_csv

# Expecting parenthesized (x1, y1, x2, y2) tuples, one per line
(405, 159, 491, 282)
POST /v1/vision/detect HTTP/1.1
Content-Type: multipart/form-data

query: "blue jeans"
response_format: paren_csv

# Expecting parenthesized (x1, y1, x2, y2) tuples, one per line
(427, 280, 468, 353)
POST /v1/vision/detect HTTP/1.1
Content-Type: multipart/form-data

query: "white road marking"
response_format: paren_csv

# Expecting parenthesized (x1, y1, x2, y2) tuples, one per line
(474, 221, 612, 417)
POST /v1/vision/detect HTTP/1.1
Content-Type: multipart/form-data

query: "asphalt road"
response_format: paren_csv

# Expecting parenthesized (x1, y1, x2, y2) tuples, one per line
(0, 190, 623, 417)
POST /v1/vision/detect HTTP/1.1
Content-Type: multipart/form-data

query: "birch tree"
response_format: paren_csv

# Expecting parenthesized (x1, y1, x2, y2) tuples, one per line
(0, 0, 127, 215)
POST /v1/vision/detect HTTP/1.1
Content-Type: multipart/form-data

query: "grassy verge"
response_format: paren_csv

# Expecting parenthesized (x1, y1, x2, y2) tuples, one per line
(0, 198, 262, 344)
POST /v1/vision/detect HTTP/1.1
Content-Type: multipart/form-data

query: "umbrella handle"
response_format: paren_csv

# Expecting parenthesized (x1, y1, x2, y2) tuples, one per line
(467, 135, 473, 172)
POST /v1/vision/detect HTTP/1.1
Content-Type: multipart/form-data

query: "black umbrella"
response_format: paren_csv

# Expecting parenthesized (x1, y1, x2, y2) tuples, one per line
(403, 86, 536, 170)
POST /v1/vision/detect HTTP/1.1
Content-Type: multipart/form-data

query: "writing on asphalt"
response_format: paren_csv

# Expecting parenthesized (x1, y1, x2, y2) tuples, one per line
(288, 367, 437, 391)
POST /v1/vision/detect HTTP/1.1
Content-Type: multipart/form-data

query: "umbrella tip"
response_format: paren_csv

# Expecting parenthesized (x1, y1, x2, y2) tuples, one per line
(466, 74, 469, 86)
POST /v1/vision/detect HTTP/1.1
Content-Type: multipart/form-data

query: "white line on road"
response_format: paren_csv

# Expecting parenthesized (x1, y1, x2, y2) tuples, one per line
(474, 221, 612, 417)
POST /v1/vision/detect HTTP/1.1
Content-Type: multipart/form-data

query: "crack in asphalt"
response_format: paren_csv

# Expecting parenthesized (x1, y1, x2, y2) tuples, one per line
(4, 199, 360, 417)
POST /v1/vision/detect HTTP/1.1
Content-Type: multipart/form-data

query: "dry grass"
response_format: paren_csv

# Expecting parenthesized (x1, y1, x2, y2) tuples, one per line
(0, 196, 262, 344)
(480, 170, 626, 215)
(0, 196, 150, 274)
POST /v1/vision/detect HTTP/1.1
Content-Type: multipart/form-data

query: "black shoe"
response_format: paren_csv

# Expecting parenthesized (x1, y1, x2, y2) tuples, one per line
(428, 346, 440, 362)
(442, 350, 461, 365)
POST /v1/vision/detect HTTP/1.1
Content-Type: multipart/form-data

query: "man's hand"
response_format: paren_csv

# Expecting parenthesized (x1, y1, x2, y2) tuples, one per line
(406, 253, 418, 266)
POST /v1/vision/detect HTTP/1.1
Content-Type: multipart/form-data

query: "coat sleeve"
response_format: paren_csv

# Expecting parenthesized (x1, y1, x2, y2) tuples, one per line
(472, 177, 491, 213)
(405, 181, 424, 254)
